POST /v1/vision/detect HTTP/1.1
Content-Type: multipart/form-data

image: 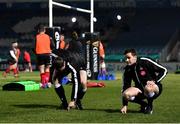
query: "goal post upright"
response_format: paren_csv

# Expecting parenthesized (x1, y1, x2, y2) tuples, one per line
(48, 0, 101, 80)
(49, 0, 53, 27)
(90, 0, 94, 33)
(49, 0, 94, 32)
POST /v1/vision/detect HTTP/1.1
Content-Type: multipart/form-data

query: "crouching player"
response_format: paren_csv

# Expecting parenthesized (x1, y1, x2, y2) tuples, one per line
(51, 50, 87, 110)
(121, 48, 167, 114)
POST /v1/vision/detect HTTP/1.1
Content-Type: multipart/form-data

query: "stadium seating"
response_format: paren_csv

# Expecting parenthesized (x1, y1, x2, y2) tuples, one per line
(0, 2, 180, 62)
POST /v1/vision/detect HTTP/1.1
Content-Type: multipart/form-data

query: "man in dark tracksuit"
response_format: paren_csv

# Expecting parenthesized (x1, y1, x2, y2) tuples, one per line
(67, 31, 87, 109)
(68, 31, 84, 55)
(121, 49, 167, 114)
(51, 49, 86, 110)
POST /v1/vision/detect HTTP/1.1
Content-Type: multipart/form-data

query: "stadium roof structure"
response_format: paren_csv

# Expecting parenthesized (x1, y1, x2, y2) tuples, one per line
(0, 0, 100, 2)
(0, 0, 177, 2)
(0, 0, 179, 8)
(0, 0, 146, 2)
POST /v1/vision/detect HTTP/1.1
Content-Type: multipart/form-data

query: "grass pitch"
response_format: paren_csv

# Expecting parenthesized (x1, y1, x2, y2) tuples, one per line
(0, 71, 180, 123)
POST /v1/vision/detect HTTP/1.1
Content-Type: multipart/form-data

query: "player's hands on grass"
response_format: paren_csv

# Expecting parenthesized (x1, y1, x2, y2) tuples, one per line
(68, 101, 76, 110)
(121, 105, 127, 114)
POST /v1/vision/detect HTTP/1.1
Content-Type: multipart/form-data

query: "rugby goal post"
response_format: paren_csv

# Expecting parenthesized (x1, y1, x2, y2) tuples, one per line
(49, 0, 94, 33)
(48, 0, 100, 80)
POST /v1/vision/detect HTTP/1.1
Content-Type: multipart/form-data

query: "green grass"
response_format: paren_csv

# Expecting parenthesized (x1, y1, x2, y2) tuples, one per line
(0, 71, 180, 123)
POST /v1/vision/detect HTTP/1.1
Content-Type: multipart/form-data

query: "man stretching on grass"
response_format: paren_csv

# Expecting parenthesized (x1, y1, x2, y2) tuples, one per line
(121, 48, 167, 114)
(51, 50, 87, 110)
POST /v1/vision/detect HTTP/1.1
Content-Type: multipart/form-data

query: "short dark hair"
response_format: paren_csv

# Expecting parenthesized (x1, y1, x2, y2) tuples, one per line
(12, 41, 17, 44)
(38, 24, 45, 32)
(54, 57, 64, 69)
(124, 48, 137, 56)
(72, 31, 78, 40)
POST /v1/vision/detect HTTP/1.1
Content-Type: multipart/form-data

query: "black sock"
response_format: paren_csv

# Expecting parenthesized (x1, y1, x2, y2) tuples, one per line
(147, 98, 153, 108)
(77, 83, 87, 100)
(77, 89, 86, 100)
(55, 86, 68, 107)
(132, 96, 147, 107)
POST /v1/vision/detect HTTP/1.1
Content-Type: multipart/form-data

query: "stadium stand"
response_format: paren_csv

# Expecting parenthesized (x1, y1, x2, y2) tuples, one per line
(104, 8, 180, 62)
(0, 1, 180, 63)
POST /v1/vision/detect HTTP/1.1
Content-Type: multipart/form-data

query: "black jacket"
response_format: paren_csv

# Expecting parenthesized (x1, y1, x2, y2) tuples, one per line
(51, 49, 82, 100)
(122, 57, 168, 105)
(68, 38, 84, 56)
(51, 49, 83, 71)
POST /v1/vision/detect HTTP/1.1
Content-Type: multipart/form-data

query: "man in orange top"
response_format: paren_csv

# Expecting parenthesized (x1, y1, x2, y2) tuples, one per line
(59, 34, 66, 50)
(99, 41, 106, 75)
(35, 24, 52, 88)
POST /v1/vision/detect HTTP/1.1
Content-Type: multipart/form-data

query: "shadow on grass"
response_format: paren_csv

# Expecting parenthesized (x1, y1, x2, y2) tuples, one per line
(12, 104, 141, 114)
(12, 104, 59, 109)
(84, 108, 140, 114)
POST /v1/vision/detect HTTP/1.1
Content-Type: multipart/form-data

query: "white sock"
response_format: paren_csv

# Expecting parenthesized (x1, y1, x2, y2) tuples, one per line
(55, 83, 61, 88)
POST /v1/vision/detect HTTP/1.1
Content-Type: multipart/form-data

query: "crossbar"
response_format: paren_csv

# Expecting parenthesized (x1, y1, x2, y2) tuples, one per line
(49, 0, 94, 32)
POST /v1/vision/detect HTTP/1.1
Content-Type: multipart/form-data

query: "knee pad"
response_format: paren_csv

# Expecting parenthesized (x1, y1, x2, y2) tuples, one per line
(145, 92, 155, 98)
(129, 96, 135, 101)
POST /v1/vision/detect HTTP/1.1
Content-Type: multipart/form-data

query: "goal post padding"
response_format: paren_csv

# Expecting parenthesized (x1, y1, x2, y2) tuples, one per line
(45, 26, 61, 50)
(84, 32, 100, 80)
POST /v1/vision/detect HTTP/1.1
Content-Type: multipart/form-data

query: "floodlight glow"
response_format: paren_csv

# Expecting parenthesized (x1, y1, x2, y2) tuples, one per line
(117, 15, 122, 20)
(93, 17, 97, 22)
(82, 33, 85, 37)
(72, 17, 77, 23)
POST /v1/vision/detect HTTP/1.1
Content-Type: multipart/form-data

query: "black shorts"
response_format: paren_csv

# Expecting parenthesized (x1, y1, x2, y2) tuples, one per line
(36, 53, 51, 66)
(8, 59, 16, 65)
(79, 56, 86, 71)
(69, 52, 86, 71)
(24, 61, 29, 66)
